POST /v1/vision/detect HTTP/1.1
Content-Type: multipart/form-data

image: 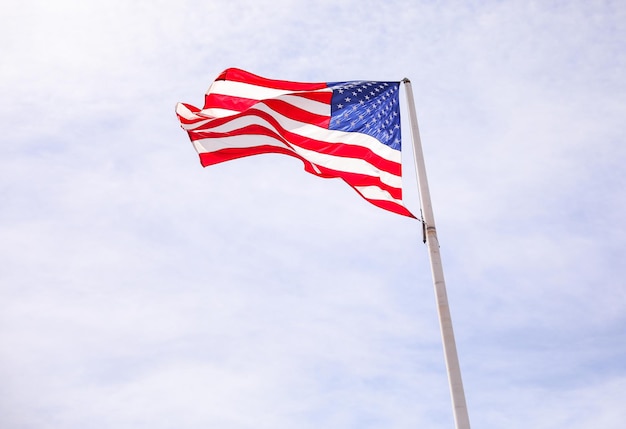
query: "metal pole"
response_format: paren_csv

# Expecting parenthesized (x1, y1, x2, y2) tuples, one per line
(402, 78, 471, 429)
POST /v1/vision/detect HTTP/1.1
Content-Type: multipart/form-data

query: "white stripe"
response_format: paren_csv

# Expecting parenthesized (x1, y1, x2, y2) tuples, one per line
(276, 94, 330, 117)
(176, 102, 226, 124)
(296, 124, 401, 163)
(176, 103, 214, 130)
(193, 132, 402, 192)
(190, 113, 402, 189)
(192, 134, 288, 154)
(189, 111, 283, 136)
(208, 80, 331, 101)
(255, 100, 400, 163)
(198, 101, 401, 164)
(175, 102, 197, 120)
(200, 107, 240, 118)
(180, 120, 211, 130)
(292, 145, 402, 188)
(198, 94, 329, 120)
(355, 185, 404, 205)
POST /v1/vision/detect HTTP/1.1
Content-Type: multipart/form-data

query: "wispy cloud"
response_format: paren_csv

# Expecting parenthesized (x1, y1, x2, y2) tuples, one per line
(1, 1, 625, 428)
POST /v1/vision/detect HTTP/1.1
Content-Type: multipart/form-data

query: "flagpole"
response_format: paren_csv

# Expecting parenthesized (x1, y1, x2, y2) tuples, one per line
(402, 78, 471, 429)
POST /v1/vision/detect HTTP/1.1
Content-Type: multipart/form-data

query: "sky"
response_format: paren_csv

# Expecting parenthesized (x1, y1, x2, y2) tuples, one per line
(1, 1, 625, 428)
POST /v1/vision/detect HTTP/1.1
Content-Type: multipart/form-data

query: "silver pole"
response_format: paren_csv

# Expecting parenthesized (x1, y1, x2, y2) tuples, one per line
(402, 78, 471, 429)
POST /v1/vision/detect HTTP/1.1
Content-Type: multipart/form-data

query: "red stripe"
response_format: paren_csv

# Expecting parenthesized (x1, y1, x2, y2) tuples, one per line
(192, 127, 402, 179)
(203, 93, 258, 112)
(179, 102, 200, 113)
(261, 99, 330, 127)
(192, 124, 404, 200)
(186, 103, 328, 135)
(194, 124, 287, 144)
(204, 94, 331, 126)
(187, 108, 400, 176)
(187, 103, 329, 138)
(176, 103, 204, 124)
(198, 146, 403, 201)
(199, 146, 296, 166)
(216, 68, 328, 91)
(366, 199, 415, 218)
(291, 91, 333, 104)
(198, 147, 411, 217)
(314, 166, 403, 200)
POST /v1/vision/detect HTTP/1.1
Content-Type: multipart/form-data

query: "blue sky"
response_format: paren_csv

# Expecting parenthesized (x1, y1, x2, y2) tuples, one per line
(1, 1, 625, 428)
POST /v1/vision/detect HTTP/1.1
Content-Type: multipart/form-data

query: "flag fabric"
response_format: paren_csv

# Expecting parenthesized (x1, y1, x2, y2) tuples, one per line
(176, 68, 414, 217)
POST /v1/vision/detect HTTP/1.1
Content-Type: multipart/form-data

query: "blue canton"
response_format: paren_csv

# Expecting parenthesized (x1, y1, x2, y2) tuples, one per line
(327, 81, 401, 151)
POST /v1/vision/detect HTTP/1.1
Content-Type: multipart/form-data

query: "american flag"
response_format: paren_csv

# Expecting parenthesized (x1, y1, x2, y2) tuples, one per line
(176, 68, 414, 217)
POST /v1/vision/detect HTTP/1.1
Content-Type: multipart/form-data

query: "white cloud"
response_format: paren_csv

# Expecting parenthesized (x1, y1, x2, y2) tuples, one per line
(1, 1, 625, 428)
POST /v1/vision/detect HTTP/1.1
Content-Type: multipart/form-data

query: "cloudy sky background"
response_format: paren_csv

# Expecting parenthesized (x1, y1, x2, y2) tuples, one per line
(1, 1, 625, 428)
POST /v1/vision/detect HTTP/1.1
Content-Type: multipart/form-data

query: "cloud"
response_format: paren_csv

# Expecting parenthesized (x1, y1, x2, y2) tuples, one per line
(1, 1, 625, 428)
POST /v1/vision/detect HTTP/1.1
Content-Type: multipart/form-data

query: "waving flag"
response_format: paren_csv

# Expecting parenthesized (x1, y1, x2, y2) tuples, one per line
(176, 68, 414, 217)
